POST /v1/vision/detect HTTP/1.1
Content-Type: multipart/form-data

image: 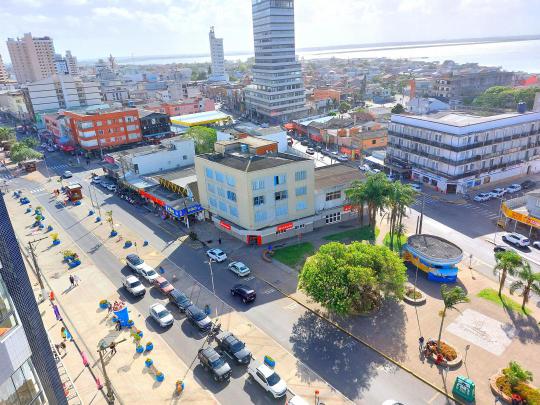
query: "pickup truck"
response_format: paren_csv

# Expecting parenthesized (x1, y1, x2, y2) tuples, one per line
(197, 347, 231, 382)
(215, 331, 252, 365)
(247, 362, 287, 398)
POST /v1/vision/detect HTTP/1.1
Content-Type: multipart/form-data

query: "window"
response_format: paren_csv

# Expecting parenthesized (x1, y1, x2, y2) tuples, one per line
(255, 211, 267, 222)
(218, 201, 227, 212)
(274, 175, 286, 185)
(205, 168, 214, 179)
(296, 186, 307, 196)
(226, 191, 237, 202)
(0, 278, 17, 338)
(183, 155, 187, 160)
(252, 179, 265, 190)
(207, 183, 215, 194)
(226, 175, 236, 187)
(229, 205, 238, 217)
(325, 212, 342, 224)
(209, 197, 217, 208)
(253, 195, 265, 206)
(371, 139, 376, 145)
(275, 190, 288, 201)
(325, 191, 341, 201)
(215, 171, 225, 183)
(276, 205, 288, 217)
(295, 170, 306, 181)
(296, 200, 307, 211)
(0, 360, 44, 405)
(217, 187, 225, 197)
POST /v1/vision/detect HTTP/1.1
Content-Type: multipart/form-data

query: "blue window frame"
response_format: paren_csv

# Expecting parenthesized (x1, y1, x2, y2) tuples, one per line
(252, 179, 265, 190)
(275, 205, 288, 217)
(255, 211, 267, 222)
(226, 175, 236, 187)
(226, 190, 237, 202)
(295, 186, 307, 196)
(207, 183, 215, 194)
(296, 200, 307, 210)
(295, 170, 306, 181)
(229, 205, 238, 217)
(215, 171, 225, 183)
(218, 201, 227, 212)
(205, 168, 214, 179)
(209, 197, 217, 208)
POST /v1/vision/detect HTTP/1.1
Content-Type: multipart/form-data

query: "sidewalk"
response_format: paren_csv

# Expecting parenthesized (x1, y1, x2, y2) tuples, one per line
(7, 196, 218, 404)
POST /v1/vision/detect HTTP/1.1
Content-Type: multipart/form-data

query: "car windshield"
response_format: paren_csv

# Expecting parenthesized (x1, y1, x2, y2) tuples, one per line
(159, 280, 170, 288)
(157, 309, 169, 318)
(130, 280, 142, 288)
(267, 372, 281, 386)
(145, 269, 157, 277)
(191, 308, 206, 321)
(237, 264, 247, 270)
(210, 356, 225, 368)
(230, 341, 244, 352)
(130, 256, 143, 265)
(216, 251, 225, 257)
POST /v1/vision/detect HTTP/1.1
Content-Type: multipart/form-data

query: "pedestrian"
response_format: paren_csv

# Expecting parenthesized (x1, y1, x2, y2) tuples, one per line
(107, 302, 113, 317)
(218, 237, 222, 245)
(115, 320, 121, 331)
(69, 274, 75, 288)
(49, 290, 55, 301)
(418, 336, 425, 351)
(53, 304, 62, 321)
(73, 274, 80, 286)
(109, 341, 117, 356)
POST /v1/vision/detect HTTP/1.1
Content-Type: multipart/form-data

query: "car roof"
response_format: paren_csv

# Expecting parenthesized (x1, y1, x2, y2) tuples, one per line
(186, 304, 203, 314)
(201, 347, 220, 360)
(125, 275, 139, 282)
(170, 289, 188, 299)
(127, 253, 140, 260)
(234, 284, 254, 293)
(257, 363, 275, 378)
(155, 276, 167, 282)
(151, 303, 166, 311)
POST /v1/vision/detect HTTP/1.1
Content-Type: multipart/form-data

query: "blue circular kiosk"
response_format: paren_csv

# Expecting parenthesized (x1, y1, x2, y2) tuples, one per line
(402, 234, 463, 282)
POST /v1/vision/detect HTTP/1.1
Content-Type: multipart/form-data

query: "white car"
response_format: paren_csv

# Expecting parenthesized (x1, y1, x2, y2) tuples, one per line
(337, 154, 349, 162)
(489, 188, 507, 198)
(382, 401, 405, 405)
(371, 168, 381, 174)
(502, 232, 530, 247)
(106, 184, 117, 192)
(228, 261, 251, 277)
(149, 303, 174, 328)
(533, 241, 540, 249)
(411, 183, 422, 192)
(122, 275, 146, 297)
(207, 248, 227, 262)
(62, 170, 73, 178)
(506, 184, 522, 194)
(286, 395, 309, 405)
(247, 363, 287, 398)
(91, 176, 102, 184)
(139, 267, 160, 283)
(474, 193, 492, 202)
(125, 254, 159, 282)
(358, 164, 371, 172)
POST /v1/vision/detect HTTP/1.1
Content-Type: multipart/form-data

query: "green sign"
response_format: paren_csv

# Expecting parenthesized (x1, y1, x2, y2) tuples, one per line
(452, 375, 475, 402)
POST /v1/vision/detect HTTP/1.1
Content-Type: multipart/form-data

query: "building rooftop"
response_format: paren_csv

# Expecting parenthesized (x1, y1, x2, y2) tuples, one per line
(198, 152, 307, 172)
(170, 110, 231, 127)
(406, 234, 463, 262)
(314, 164, 365, 190)
(149, 165, 196, 182)
(217, 136, 276, 149)
(138, 109, 168, 118)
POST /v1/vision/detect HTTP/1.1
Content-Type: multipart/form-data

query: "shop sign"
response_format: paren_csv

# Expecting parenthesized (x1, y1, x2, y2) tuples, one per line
(502, 203, 540, 228)
(139, 190, 165, 206)
(163, 203, 204, 219)
(343, 204, 352, 212)
(276, 222, 293, 232)
(220, 220, 231, 230)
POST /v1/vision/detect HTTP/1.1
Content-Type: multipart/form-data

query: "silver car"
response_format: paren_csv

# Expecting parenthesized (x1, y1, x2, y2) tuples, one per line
(149, 303, 174, 328)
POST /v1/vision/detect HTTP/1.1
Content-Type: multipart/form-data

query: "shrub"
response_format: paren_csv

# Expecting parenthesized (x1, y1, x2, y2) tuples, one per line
(439, 341, 457, 361)
(503, 361, 533, 388)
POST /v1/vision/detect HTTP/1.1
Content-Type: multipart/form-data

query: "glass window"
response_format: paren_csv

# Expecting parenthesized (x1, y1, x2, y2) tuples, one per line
(0, 360, 43, 405)
(0, 377, 17, 405)
(218, 201, 227, 212)
(229, 205, 238, 217)
(205, 168, 214, 179)
(296, 200, 307, 211)
(215, 171, 225, 183)
(255, 211, 267, 222)
(295, 186, 307, 196)
(252, 179, 265, 190)
(217, 187, 225, 197)
(275, 205, 288, 217)
(209, 197, 217, 208)
(325, 191, 341, 201)
(207, 183, 215, 194)
(226, 175, 236, 187)
(226, 191, 237, 202)
(0, 279, 17, 337)
(253, 195, 265, 206)
(295, 170, 306, 181)
(274, 175, 286, 185)
(275, 190, 288, 201)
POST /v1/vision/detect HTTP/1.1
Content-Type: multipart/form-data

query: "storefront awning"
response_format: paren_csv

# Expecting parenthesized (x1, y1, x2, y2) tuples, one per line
(365, 155, 385, 167)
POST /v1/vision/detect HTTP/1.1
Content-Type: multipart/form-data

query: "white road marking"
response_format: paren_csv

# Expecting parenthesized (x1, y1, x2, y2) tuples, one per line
(262, 288, 276, 295)
(284, 302, 297, 310)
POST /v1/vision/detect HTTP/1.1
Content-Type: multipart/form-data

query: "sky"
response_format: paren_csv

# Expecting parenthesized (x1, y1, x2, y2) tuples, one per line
(0, 0, 538, 63)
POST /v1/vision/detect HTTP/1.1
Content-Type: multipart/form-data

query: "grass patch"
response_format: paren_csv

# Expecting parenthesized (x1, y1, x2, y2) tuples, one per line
(477, 288, 531, 315)
(323, 225, 379, 243)
(272, 242, 315, 268)
(383, 232, 408, 251)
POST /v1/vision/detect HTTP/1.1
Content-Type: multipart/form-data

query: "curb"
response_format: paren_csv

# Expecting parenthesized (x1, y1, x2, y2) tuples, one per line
(255, 273, 463, 405)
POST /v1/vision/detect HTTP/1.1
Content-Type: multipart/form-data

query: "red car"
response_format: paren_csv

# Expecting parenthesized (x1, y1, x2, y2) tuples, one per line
(153, 276, 174, 295)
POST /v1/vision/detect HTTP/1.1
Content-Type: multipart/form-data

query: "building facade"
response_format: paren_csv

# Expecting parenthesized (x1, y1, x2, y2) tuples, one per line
(65, 108, 143, 151)
(0, 90, 31, 120)
(0, 198, 67, 404)
(387, 111, 540, 194)
(25, 75, 102, 114)
(138, 110, 171, 139)
(0, 54, 9, 84)
(7, 33, 56, 84)
(208, 27, 228, 82)
(65, 51, 78, 76)
(143, 98, 215, 116)
(244, 0, 307, 124)
(431, 70, 514, 102)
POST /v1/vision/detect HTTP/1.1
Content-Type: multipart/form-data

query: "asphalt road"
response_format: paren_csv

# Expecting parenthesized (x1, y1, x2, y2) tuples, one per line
(15, 151, 456, 404)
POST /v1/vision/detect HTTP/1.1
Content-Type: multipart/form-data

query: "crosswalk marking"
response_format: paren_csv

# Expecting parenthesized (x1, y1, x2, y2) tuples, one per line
(262, 287, 276, 295)
(49, 164, 70, 170)
(29, 188, 45, 194)
(243, 276, 255, 282)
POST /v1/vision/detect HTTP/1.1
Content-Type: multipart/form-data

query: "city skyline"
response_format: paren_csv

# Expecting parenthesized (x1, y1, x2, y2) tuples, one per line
(1, 0, 539, 62)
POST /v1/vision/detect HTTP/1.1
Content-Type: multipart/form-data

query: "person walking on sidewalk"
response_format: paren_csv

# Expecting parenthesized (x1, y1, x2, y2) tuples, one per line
(69, 274, 75, 288)
(109, 341, 117, 356)
(52, 304, 62, 321)
(418, 336, 425, 352)
(218, 237, 222, 245)
(73, 274, 80, 286)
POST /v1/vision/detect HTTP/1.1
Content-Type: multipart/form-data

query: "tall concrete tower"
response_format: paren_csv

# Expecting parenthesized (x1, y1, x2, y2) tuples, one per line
(208, 26, 228, 82)
(6, 33, 56, 83)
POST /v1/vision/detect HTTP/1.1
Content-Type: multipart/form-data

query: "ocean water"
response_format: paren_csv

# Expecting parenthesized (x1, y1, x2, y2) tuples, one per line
(121, 39, 540, 73)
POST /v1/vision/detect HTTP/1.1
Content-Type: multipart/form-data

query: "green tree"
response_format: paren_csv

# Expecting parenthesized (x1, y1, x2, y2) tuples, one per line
(9, 142, 42, 163)
(386, 181, 416, 250)
(184, 126, 217, 154)
(473, 86, 540, 110)
(391, 103, 405, 114)
(338, 101, 351, 115)
(494, 250, 523, 296)
(346, 172, 390, 228)
(437, 285, 469, 350)
(344, 179, 367, 226)
(298, 242, 407, 314)
(503, 361, 533, 389)
(197, 70, 207, 80)
(21, 137, 39, 149)
(509, 261, 540, 310)
(0, 127, 15, 142)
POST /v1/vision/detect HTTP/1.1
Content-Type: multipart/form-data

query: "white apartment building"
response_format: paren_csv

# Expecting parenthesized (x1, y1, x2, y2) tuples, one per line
(26, 75, 102, 113)
(54, 54, 69, 75)
(208, 26, 228, 82)
(7, 33, 56, 84)
(65, 51, 78, 76)
(244, 0, 307, 125)
(387, 111, 540, 194)
(0, 54, 9, 84)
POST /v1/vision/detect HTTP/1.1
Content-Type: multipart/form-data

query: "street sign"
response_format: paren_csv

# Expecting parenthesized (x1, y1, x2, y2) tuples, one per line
(452, 375, 475, 402)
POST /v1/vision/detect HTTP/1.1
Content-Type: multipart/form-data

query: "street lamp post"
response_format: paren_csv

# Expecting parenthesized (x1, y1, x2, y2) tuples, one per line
(492, 196, 505, 244)
(207, 259, 219, 319)
(28, 237, 49, 302)
(98, 348, 115, 404)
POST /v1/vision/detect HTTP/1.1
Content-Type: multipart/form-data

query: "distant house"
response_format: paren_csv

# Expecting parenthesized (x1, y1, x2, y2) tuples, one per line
(408, 97, 450, 115)
(138, 109, 171, 139)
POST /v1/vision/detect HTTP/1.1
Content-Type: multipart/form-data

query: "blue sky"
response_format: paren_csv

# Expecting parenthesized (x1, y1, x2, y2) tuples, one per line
(0, 0, 538, 62)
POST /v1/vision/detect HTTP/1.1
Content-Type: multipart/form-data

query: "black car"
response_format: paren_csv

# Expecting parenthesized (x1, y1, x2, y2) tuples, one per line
(300, 139, 309, 146)
(230, 284, 256, 304)
(168, 290, 192, 312)
(521, 180, 536, 190)
(197, 347, 231, 382)
(494, 245, 509, 253)
(185, 304, 213, 331)
(215, 331, 252, 365)
(315, 145, 322, 152)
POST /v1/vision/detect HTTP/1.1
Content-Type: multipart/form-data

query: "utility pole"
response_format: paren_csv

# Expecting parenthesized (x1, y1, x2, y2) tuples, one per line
(98, 348, 115, 404)
(207, 259, 219, 319)
(418, 193, 425, 234)
(28, 237, 48, 302)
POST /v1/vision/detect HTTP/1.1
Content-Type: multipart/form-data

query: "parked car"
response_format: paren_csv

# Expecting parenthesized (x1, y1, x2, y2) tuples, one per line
(371, 168, 381, 174)
(230, 284, 256, 304)
(506, 184, 522, 194)
(300, 139, 309, 146)
(473, 193, 492, 202)
(247, 362, 287, 398)
(139, 267, 160, 283)
(149, 303, 174, 328)
(126, 254, 152, 273)
(305, 147, 315, 155)
(489, 188, 507, 198)
(337, 154, 349, 162)
(62, 170, 73, 179)
(228, 261, 251, 277)
(532, 241, 540, 249)
(197, 347, 231, 382)
(493, 245, 509, 253)
(358, 164, 371, 172)
(152, 276, 174, 295)
(185, 304, 213, 332)
(122, 275, 146, 297)
(215, 330, 252, 365)
(521, 180, 536, 190)
(387, 174, 397, 181)
(502, 232, 530, 247)
(168, 290, 192, 312)
(206, 248, 227, 262)
(106, 184, 117, 192)
(411, 183, 422, 192)
(91, 176, 103, 184)
(315, 145, 322, 152)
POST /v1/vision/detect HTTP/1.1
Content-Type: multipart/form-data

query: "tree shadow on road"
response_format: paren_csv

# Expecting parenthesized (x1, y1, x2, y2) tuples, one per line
(505, 307, 540, 344)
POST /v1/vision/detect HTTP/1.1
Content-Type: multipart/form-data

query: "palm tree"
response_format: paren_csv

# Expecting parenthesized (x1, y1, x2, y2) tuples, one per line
(509, 261, 540, 311)
(494, 250, 523, 296)
(0, 127, 15, 142)
(386, 181, 416, 250)
(437, 285, 469, 350)
(345, 180, 367, 226)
